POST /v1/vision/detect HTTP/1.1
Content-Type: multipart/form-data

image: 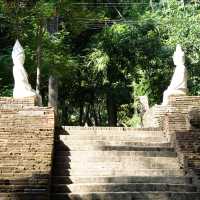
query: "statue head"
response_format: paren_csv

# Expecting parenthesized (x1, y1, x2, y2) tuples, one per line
(172, 44, 185, 66)
(12, 40, 25, 66)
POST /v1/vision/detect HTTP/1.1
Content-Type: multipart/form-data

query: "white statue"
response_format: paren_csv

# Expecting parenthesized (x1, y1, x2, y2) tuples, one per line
(162, 44, 188, 105)
(12, 40, 36, 98)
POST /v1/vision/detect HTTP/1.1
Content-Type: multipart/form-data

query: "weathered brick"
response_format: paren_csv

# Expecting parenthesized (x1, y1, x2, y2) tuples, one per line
(0, 97, 55, 198)
(144, 96, 200, 190)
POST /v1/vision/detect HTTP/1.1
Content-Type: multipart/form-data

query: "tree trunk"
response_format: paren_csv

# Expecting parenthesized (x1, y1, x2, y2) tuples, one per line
(36, 65, 40, 95)
(36, 21, 44, 98)
(98, 105, 102, 125)
(106, 93, 117, 126)
(181, 0, 185, 6)
(48, 75, 58, 113)
(83, 104, 91, 126)
(36, 36, 41, 95)
(79, 102, 84, 126)
(92, 103, 100, 126)
(149, 0, 153, 10)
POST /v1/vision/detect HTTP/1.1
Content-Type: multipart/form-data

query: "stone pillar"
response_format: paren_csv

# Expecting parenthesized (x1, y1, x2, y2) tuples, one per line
(48, 75, 59, 125)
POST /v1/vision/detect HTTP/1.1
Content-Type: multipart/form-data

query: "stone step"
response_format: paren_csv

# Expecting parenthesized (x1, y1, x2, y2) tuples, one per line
(55, 141, 172, 151)
(55, 144, 174, 152)
(0, 172, 50, 179)
(1, 173, 48, 179)
(52, 176, 193, 185)
(54, 150, 177, 159)
(52, 183, 196, 193)
(55, 157, 178, 166)
(61, 130, 164, 137)
(0, 156, 51, 160)
(0, 152, 52, 157)
(53, 158, 180, 170)
(0, 146, 52, 152)
(0, 179, 48, 185)
(58, 144, 173, 151)
(0, 136, 53, 141)
(0, 185, 48, 192)
(0, 158, 51, 164)
(0, 154, 51, 160)
(0, 160, 51, 167)
(0, 130, 52, 135)
(51, 192, 200, 200)
(0, 162, 50, 167)
(61, 126, 161, 133)
(53, 169, 184, 177)
(0, 129, 53, 135)
(0, 166, 51, 172)
(0, 192, 48, 200)
(60, 135, 167, 142)
(0, 160, 51, 165)
(0, 142, 52, 148)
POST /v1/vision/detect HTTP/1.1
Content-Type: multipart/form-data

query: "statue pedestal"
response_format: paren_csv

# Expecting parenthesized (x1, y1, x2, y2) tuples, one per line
(162, 88, 187, 106)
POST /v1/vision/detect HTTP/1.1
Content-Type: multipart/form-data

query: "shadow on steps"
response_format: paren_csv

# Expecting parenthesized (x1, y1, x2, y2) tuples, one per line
(0, 173, 50, 200)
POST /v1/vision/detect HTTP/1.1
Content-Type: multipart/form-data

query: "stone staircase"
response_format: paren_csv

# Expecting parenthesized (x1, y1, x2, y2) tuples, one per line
(50, 127, 200, 200)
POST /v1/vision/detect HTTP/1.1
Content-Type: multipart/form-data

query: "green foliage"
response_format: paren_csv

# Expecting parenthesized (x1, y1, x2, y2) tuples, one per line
(86, 49, 109, 73)
(146, 0, 200, 96)
(132, 69, 151, 102)
(0, 85, 12, 97)
(0, 0, 200, 126)
(125, 114, 141, 128)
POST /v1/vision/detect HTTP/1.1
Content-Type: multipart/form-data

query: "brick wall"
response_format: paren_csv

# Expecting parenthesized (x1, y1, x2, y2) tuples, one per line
(143, 105, 169, 128)
(0, 97, 38, 108)
(143, 96, 200, 129)
(166, 126, 200, 190)
(155, 97, 200, 190)
(168, 96, 200, 110)
(0, 97, 55, 199)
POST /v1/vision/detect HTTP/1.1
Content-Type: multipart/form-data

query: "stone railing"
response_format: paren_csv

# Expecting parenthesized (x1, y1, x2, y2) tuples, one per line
(0, 97, 55, 199)
(143, 105, 170, 128)
(143, 96, 200, 129)
(164, 109, 200, 190)
(144, 96, 200, 191)
(0, 97, 36, 107)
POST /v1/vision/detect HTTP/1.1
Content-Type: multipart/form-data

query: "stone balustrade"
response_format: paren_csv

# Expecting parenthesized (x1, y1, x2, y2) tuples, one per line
(0, 97, 55, 200)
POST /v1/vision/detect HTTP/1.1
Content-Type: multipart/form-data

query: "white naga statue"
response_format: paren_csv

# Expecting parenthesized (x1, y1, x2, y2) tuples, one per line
(162, 44, 188, 105)
(12, 40, 37, 98)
